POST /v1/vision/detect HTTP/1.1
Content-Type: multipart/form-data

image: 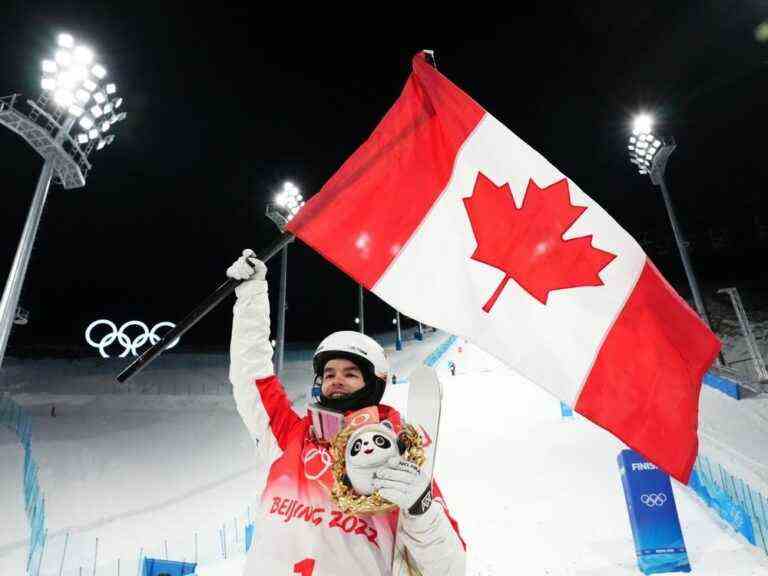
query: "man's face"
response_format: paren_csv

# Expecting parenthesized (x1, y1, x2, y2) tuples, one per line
(321, 358, 366, 399)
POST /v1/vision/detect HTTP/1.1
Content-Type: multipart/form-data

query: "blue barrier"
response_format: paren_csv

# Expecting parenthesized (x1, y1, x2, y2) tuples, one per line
(143, 558, 197, 576)
(0, 396, 46, 576)
(424, 335, 457, 368)
(245, 523, 255, 552)
(689, 455, 768, 554)
(618, 450, 690, 574)
(703, 371, 741, 400)
(689, 468, 754, 544)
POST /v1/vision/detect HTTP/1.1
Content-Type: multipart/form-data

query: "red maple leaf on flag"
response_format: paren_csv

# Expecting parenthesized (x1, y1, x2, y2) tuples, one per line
(463, 173, 617, 312)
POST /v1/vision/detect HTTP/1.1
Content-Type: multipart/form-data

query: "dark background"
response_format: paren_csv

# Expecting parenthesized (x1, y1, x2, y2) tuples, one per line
(1, 1, 766, 355)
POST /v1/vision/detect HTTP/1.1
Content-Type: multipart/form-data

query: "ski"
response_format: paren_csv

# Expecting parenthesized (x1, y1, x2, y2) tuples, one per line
(406, 364, 444, 482)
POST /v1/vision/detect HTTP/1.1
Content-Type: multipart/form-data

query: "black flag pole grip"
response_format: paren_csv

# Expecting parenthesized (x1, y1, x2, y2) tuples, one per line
(116, 232, 295, 383)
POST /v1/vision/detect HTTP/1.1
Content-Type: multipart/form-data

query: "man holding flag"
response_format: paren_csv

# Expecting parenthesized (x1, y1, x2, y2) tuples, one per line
(227, 252, 466, 575)
(286, 51, 720, 484)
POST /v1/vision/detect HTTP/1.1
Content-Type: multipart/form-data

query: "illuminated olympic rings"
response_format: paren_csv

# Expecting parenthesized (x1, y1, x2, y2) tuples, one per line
(85, 320, 180, 358)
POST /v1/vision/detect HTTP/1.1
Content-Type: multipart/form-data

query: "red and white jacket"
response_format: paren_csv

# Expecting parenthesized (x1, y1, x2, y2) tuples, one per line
(230, 278, 466, 575)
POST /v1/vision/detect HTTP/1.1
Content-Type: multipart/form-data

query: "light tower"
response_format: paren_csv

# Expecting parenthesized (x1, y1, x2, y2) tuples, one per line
(265, 181, 304, 375)
(627, 113, 712, 330)
(0, 32, 127, 369)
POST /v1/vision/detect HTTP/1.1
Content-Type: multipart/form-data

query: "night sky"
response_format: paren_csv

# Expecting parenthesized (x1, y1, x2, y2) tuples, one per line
(1, 2, 767, 356)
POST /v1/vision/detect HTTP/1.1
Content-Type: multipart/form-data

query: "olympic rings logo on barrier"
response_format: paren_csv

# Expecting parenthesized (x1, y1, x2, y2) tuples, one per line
(85, 320, 180, 358)
(640, 493, 667, 508)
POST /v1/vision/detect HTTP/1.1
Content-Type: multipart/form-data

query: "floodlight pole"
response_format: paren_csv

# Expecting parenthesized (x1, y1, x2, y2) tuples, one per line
(649, 142, 726, 368)
(266, 197, 298, 377)
(649, 143, 711, 329)
(275, 242, 289, 375)
(0, 116, 75, 369)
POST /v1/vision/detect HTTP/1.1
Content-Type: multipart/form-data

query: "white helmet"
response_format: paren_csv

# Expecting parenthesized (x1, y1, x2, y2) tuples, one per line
(313, 331, 388, 379)
(311, 331, 389, 411)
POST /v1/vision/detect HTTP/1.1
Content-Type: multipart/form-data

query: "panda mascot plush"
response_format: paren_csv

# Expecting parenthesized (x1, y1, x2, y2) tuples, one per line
(343, 421, 403, 495)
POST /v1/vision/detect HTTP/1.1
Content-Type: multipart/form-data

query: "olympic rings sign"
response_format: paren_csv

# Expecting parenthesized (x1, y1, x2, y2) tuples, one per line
(85, 320, 180, 358)
(640, 493, 667, 508)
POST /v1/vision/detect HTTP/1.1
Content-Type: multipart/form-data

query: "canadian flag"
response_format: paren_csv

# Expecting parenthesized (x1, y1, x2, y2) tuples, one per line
(287, 52, 720, 483)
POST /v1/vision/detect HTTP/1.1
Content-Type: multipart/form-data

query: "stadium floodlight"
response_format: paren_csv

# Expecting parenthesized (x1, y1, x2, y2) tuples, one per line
(57, 33, 75, 48)
(273, 182, 305, 223)
(268, 181, 305, 229)
(264, 181, 307, 375)
(67, 104, 84, 117)
(631, 113, 653, 135)
(73, 46, 93, 64)
(75, 88, 90, 103)
(55, 50, 72, 67)
(41, 60, 57, 74)
(54, 89, 74, 107)
(0, 31, 126, 372)
(626, 112, 713, 332)
(91, 64, 107, 79)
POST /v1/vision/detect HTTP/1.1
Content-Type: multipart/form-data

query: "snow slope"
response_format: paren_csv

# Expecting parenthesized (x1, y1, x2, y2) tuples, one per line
(435, 343, 768, 575)
(1, 331, 767, 575)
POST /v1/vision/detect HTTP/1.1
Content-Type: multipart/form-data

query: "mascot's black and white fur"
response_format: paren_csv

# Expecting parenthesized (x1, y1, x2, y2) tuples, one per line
(344, 421, 403, 495)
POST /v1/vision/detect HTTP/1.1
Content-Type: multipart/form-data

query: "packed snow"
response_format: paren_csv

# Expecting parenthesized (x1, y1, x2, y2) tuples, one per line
(1, 329, 768, 575)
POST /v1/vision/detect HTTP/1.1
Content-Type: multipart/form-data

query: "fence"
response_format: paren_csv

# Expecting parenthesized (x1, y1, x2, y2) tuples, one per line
(424, 335, 457, 368)
(0, 395, 255, 576)
(0, 395, 47, 576)
(690, 454, 768, 556)
(9, 331, 768, 573)
(10, 327, 446, 574)
(44, 504, 257, 576)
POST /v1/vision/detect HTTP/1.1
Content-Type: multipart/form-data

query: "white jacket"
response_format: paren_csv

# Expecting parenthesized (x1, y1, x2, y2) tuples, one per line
(230, 279, 466, 575)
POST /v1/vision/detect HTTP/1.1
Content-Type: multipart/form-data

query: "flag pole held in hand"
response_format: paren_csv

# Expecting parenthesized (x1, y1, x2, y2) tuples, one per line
(118, 184, 305, 383)
(116, 232, 294, 383)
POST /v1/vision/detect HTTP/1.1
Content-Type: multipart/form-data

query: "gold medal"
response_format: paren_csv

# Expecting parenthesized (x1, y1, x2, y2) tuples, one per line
(330, 422, 426, 515)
